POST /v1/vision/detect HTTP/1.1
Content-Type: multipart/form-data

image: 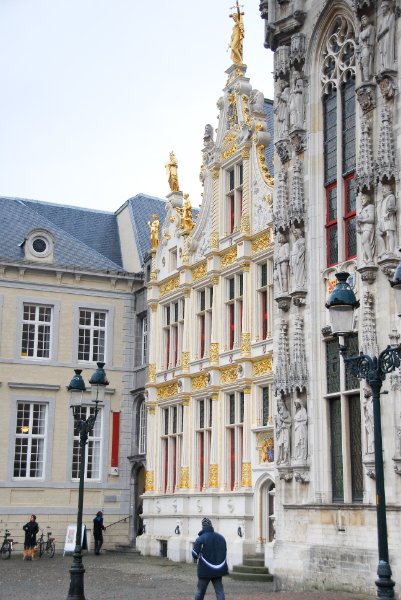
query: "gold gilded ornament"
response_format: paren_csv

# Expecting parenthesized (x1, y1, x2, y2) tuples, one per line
(165, 151, 180, 192)
(148, 214, 159, 250)
(192, 261, 207, 281)
(192, 372, 209, 391)
(180, 467, 189, 489)
(157, 382, 179, 400)
(210, 342, 219, 362)
(229, 1, 245, 66)
(208, 464, 219, 488)
(176, 193, 195, 234)
(251, 230, 273, 253)
(182, 352, 190, 371)
(253, 356, 273, 376)
(221, 365, 238, 383)
(241, 332, 251, 354)
(145, 470, 154, 491)
(159, 276, 180, 298)
(257, 145, 274, 186)
(221, 246, 237, 268)
(148, 363, 156, 383)
(241, 462, 252, 487)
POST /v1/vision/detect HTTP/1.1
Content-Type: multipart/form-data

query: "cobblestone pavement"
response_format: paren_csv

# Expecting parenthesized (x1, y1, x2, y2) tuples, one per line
(0, 552, 374, 600)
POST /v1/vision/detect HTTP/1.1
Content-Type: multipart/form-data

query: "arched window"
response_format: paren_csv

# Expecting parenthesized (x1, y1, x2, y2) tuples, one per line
(321, 16, 357, 267)
(138, 401, 147, 455)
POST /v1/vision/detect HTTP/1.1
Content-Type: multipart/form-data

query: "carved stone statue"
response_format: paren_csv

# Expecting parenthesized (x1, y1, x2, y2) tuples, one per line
(276, 232, 290, 294)
(293, 398, 308, 461)
(377, 0, 396, 71)
(229, 2, 245, 65)
(275, 399, 291, 465)
(274, 80, 290, 140)
(289, 72, 304, 130)
(148, 214, 159, 250)
(203, 124, 214, 146)
(357, 15, 375, 82)
(290, 226, 306, 289)
(363, 388, 374, 454)
(356, 194, 375, 264)
(250, 89, 265, 114)
(377, 184, 397, 256)
(165, 151, 179, 192)
(176, 194, 195, 234)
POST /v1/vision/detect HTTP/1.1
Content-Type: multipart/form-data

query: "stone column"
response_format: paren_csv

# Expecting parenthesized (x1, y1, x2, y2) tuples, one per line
(144, 405, 156, 492)
(179, 397, 190, 489)
(208, 392, 220, 489)
(148, 302, 158, 383)
(240, 146, 251, 235)
(240, 262, 251, 356)
(209, 276, 220, 364)
(241, 386, 252, 488)
(181, 289, 191, 371)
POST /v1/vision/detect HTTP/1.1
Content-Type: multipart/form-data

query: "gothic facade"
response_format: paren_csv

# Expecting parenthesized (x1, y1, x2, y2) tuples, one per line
(138, 62, 275, 566)
(260, 0, 401, 593)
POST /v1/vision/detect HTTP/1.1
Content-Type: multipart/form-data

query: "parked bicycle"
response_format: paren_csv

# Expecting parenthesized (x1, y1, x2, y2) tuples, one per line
(37, 527, 55, 558)
(1, 529, 16, 559)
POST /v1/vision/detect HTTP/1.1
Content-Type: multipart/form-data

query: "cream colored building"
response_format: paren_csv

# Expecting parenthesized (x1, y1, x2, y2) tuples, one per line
(0, 194, 165, 549)
(138, 57, 275, 567)
(260, 0, 401, 595)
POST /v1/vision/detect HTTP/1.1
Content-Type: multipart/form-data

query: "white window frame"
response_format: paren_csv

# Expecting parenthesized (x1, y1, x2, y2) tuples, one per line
(195, 398, 212, 491)
(256, 260, 273, 341)
(15, 297, 60, 363)
(13, 401, 48, 479)
(139, 401, 147, 455)
(160, 404, 183, 493)
(225, 273, 243, 351)
(20, 303, 53, 359)
(71, 405, 103, 481)
(225, 391, 244, 490)
(225, 162, 243, 235)
(162, 299, 184, 369)
(141, 314, 148, 365)
(72, 303, 114, 366)
(196, 287, 213, 359)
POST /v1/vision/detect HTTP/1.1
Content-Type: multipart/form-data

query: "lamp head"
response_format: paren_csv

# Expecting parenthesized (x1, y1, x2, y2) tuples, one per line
(325, 272, 359, 335)
(68, 369, 86, 408)
(89, 362, 109, 403)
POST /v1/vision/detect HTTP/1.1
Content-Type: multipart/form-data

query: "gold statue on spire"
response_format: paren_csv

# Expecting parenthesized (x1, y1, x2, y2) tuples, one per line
(165, 151, 180, 192)
(176, 194, 195, 234)
(229, 1, 244, 65)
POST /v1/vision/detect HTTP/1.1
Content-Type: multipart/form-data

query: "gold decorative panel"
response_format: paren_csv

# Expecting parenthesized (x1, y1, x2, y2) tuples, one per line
(148, 363, 156, 383)
(253, 357, 273, 376)
(208, 464, 219, 488)
(257, 433, 274, 463)
(159, 276, 179, 298)
(181, 352, 189, 371)
(241, 332, 251, 354)
(221, 366, 238, 383)
(221, 247, 237, 268)
(252, 229, 273, 253)
(209, 343, 219, 362)
(145, 470, 154, 492)
(192, 372, 209, 391)
(257, 144, 274, 186)
(157, 382, 179, 400)
(241, 462, 252, 487)
(180, 467, 189, 489)
(192, 261, 207, 281)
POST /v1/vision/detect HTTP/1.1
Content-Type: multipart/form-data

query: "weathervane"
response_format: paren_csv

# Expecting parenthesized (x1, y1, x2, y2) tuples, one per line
(229, 1, 245, 65)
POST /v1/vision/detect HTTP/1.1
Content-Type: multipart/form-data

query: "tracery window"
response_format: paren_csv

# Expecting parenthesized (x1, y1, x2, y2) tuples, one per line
(257, 260, 273, 340)
(226, 392, 244, 490)
(321, 16, 357, 267)
(195, 398, 212, 491)
(196, 287, 213, 359)
(162, 299, 184, 369)
(225, 162, 243, 235)
(225, 273, 243, 350)
(161, 404, 183, 493)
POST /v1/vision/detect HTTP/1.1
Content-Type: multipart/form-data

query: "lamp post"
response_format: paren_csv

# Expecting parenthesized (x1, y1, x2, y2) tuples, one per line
(67, 362, 109, 600)
(326, 271, 400, 599)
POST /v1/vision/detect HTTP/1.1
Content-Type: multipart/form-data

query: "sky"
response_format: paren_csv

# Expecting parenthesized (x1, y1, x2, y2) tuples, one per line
(0, 0, 273, 212)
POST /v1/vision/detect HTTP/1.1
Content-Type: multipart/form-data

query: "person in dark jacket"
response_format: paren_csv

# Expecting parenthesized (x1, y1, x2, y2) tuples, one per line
(23, 514, 39, 560)
(191, 517, 228, 600)
(93, 511, 105, 555)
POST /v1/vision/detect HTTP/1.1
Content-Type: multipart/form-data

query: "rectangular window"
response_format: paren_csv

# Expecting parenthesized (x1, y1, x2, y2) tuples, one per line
(170, 247, 177, 271)
(226, 274, 243, 351)
(329, 398, 344, 502)
(161, 404, 182, 493)
(78, 309, 106, 362)
(225, 162, 243, 235)
(196, 398, 212, 491)
(14, 402, 47, 478)
(138, 402, 147, 454)
(21, 304, 52, 359)
(197, 287, 213, 359)
(163, 299, 184, 369)
(72, 406, 102, 480)
(257, 260, 273, 340)
(344, 175, 357, 259)
(261, 386, 272, 426)
(141, 315, 148, 365)
(226, 392, 244, 491)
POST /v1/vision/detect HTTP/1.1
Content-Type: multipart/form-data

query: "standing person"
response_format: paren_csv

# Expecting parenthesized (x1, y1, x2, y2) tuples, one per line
(192, 517, 228, 600)
(22, 514, 39, 560)
(93, 511, 105, 555)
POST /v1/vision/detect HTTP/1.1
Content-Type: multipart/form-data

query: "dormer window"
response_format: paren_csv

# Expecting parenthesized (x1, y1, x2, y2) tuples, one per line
(25, 229, 54, 261)
(32, 238, 48, 254)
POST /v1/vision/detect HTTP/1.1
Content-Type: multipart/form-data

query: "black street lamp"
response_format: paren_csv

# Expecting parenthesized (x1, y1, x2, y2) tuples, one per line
(326, 271, 401, 600)
(66, 362, 109, 600)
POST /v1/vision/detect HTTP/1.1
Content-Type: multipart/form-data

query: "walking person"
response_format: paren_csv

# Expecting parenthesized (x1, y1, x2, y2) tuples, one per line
(22, 514, 39, 560)
(192, 517, 228, 600)
(93, 511, 105, 555)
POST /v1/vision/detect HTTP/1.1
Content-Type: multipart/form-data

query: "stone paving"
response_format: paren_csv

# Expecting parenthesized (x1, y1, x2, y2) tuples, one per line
(0, 552, 375, 600)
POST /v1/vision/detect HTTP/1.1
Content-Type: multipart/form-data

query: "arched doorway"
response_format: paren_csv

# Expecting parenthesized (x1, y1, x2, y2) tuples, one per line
(129, 461, 146, 546)
(255, 475, 275, 553)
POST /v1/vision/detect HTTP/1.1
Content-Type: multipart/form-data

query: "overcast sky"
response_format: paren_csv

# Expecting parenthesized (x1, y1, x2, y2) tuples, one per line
(0, 0, 273, 212)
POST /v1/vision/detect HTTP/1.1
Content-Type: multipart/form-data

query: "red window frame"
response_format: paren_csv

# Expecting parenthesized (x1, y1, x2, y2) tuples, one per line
(172, 437, 177, 492)
(199, 431, 204, 491)
(262, 290, 268, 339)
(166, 329, 170, 369)
(229, 304, 235, 350)
(229, 194, 235, 233)
(325, 181, 338, 267)
(200, 314, 205, 358)
(173, 326, 178, 367)
(343, 173, 356, 260)
(230, 429, 235, 491)
(163, 438, 168, 493)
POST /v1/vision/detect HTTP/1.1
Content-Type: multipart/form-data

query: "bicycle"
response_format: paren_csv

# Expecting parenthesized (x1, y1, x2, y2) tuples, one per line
(37, 527, 55, 558)
(1, 529, 16, 559)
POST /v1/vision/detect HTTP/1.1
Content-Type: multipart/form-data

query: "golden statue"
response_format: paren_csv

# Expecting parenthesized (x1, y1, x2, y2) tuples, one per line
(165, 151, 180, 192)
(229, 1, 244, 65)
(148, 213, 159, 250)
(176, 194, 195, 234)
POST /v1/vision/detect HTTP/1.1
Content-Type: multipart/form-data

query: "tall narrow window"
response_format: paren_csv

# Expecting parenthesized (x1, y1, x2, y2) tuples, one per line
(138, 402, 147, 455)
(163, 299, 184, 369)
(21, 304, 52, 359)
(257, 260, 273, 340)
(197, 287, 213, 359)
(226, 392, 244, 490)
(78, 309, 106, 362)
(14, 402, 47, 478)
(72, 406, 102, 480)
(322, 17, 356, 266)
(141, 315, 148, 365)
(225, 162, 243, 234)
(226, 274, 243, 350)
(161, 404, 183, 493)
(196, 398, 212, 490)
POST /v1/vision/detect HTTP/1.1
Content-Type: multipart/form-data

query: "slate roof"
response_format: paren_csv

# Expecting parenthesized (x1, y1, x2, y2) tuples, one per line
(0, 194, 166, 274)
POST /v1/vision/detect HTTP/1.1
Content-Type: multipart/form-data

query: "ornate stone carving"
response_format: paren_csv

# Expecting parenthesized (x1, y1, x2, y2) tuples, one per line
(275, 139, 290, 163)
(289, 159, 304, 225)
(148, 363, 156, 383)
(289, 71, 305, 131)
(360, 291, 378, 358)
(209, 343, 219, 363)
(290, 315, 308, 391)
(159, 276, 180, 298)
(289, 129, 306, 154)
(210, 231, 219, 250)
(241, 332, 251, 355)
(290, 226, 306, 292)
(356, 84, 376, 113)
(290, 33, 306, 66)
(253, 356, 273, 376)
(377, 1, 396, 72)
(257, 144, 274, 186)
(356, 116, 374, 191)
(221, 366, 238, 383)
(275, 320, 290, 394)
(180, 466, 189, 489)
(157, 382, 179, 400)
(274, 170, 289, 231)
(321, 16, 356, 96)
(208, 464, 219, 487)
(275, 232, 290, 295)
(221, 247, 237, 268)
(274, 46, 290, 80)
(240, 213, 251, 235)
(356, 15, 375, 82)
(363, 387, 374, 454)
(192, 372, 210, 391)
(293, 397, 308, 462)
(376, 107, 396, 182)
(241, 462, 252, 487)
(275, 397, 291, 465)
(252, 230, 273, 253)
(356, 193, 375, 265)
(377, 183, 397, 257)
(192, 261, 207, 281)
(274, 79, 290, 141)
(145, 470, 154, 492)
(294, 471, 310, 483)
(376, 72, 397, 102)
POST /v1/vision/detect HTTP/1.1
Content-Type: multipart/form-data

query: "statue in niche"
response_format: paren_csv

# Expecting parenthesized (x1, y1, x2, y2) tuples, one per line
(176, 194, 195, 234)
(275, 232, 290, 294)
(290, 226, 306, 290)
(229, 1, 245, 65)
(377, 0, 396, 71)
(357, 15, 375, 82)
(293, 398, 308, 461)
(377, 184, 397, 256)
(363, 388, 374, 454)
(289, 71, 304, 130)
(148, 214, 159, 250)
(165, 151, 180, 192)
(356, 194, 375, 264)
(274, 80, 290, 140)
(275, 399, 291, 465)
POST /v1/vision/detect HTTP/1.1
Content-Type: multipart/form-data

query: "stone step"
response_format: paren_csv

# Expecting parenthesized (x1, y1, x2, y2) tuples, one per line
(230, 571, 274, 584)
(106, 544, 141, 554)
(243, 557, 265, 567)
(232, 564, 271, 575)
